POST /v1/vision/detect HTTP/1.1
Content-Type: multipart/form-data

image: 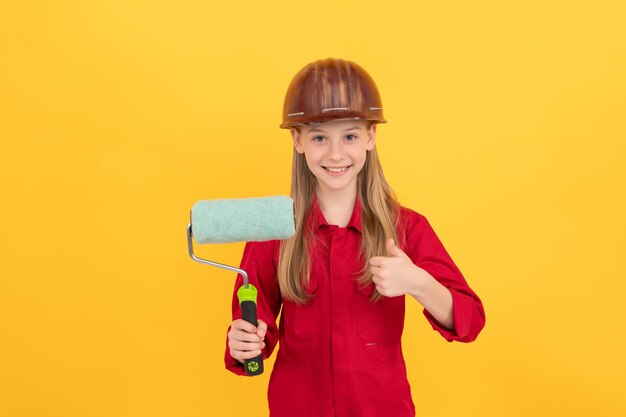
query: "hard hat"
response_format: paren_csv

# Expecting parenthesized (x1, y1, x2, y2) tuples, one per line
(280, 58, 387, 129)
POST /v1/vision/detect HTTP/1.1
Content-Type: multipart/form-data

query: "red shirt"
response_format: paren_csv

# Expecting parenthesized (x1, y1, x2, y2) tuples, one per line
(225, 197, 486, 417)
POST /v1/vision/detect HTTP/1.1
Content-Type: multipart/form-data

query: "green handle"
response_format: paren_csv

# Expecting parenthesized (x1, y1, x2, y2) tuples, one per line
(237, 284, 263, 376)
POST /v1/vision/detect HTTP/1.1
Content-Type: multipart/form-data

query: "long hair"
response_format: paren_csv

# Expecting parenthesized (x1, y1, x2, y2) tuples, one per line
(277, 131, 401, 304)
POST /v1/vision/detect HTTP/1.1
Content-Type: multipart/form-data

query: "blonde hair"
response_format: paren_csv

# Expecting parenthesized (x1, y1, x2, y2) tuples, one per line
(277, 125, 401, 304)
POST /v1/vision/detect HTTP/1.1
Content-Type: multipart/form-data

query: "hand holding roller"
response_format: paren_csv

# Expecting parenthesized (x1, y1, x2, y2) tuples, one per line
(187, 196, 295, 376)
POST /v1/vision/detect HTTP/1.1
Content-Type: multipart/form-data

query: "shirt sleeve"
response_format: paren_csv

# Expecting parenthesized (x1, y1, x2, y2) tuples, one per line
(224, 239, 282, 375)
(402, 210, 486, 343)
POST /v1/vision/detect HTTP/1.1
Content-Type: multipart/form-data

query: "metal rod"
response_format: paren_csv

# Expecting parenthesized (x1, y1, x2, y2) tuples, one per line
(187, 223, 249, 287)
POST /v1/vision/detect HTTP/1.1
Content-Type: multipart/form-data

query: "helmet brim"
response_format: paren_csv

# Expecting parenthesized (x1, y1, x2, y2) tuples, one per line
(280, 115, 387, 130)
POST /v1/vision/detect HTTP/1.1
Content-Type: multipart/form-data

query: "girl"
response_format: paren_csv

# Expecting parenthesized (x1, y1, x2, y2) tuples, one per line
(225, 58, 486, 417)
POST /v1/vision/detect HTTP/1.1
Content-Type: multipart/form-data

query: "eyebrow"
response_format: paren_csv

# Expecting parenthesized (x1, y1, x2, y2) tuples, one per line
(308, 126, 363, 133)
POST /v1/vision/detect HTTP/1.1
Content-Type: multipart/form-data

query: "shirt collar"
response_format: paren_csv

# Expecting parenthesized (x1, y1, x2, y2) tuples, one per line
(309, 194, 363, 233)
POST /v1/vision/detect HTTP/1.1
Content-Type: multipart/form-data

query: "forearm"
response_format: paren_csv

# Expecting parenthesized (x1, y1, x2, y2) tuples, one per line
(409, 269, 454, 330)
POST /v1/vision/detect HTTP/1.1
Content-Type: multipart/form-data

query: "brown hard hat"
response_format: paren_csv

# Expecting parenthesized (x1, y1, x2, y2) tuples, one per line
(280, 58, 386, 129)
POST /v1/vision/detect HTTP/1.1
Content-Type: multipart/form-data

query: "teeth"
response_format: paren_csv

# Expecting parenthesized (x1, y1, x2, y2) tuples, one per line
(325, 166, 348, 173)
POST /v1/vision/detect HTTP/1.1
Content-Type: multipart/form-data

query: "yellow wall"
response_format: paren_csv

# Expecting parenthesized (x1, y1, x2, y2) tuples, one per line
(1, 1, 625, 416)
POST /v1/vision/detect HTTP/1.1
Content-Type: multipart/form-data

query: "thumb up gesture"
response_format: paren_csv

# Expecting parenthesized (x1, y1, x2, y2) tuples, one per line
(369, 239, 426, 297)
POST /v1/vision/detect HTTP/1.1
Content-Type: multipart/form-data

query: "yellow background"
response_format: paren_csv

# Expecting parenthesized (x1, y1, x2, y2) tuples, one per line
(1, 1, 625, 416)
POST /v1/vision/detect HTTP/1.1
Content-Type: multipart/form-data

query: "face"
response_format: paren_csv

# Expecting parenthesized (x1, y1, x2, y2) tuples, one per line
(290, 119, 376, 195)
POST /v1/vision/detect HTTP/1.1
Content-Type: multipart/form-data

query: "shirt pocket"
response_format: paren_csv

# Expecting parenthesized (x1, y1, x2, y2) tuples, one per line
(281, 271, 321, 343)
(353, 284, 405, 345)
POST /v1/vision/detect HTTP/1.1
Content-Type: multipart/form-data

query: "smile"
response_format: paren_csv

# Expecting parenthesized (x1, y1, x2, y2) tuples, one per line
(322, 165, 352, 173)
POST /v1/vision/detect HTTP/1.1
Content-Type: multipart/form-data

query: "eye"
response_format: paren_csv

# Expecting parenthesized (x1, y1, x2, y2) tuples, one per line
(312, 135, 326, 143)
(345, 134, 358, 141)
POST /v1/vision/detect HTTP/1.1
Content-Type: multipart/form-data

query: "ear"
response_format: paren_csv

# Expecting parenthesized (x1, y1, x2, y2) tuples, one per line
(365, 123, 377, 151)
(290, 127, 305, 154)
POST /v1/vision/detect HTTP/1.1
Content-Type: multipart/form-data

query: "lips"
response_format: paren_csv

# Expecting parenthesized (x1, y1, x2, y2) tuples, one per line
(322, 165, 352, 173)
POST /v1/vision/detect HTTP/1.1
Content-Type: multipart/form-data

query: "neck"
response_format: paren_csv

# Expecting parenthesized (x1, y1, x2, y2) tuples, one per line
(315, 183, 358, 227)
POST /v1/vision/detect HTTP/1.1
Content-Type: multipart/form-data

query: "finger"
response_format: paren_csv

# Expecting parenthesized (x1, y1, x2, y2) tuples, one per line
(229, 340, 265, 352)
(369, 256, 386, 266)
(371, 266, 386, 280)
(256, 320, 268, 338)
(386, 239, 406, 258)
(232, 319, 257, 334)
(369, 265, 381, 275)
(230, 329, 262, 343)
(230, 349, 263, 362)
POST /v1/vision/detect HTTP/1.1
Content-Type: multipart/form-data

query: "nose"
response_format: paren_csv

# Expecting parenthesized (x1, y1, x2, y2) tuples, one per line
(328, 138, 344, 161)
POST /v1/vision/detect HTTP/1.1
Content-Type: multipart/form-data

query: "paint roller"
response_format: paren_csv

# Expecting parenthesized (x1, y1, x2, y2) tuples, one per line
(187, 196, 295, 376)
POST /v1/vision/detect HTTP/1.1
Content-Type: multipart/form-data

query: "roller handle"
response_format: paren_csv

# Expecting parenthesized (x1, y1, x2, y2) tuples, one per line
(240, 300, 264, 376)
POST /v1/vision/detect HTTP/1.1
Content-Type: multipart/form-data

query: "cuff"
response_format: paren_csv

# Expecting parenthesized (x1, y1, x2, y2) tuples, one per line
(422, 289, 478, 342)
(225, 356, 248, 376)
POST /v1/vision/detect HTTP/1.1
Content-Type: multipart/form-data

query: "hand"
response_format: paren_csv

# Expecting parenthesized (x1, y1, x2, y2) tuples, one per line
(369, 239, 426, 297)
(228, 319, 267, 364)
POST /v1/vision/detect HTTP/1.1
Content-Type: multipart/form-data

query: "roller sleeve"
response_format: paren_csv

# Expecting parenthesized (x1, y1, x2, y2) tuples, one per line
(191, 196, 295, 244)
